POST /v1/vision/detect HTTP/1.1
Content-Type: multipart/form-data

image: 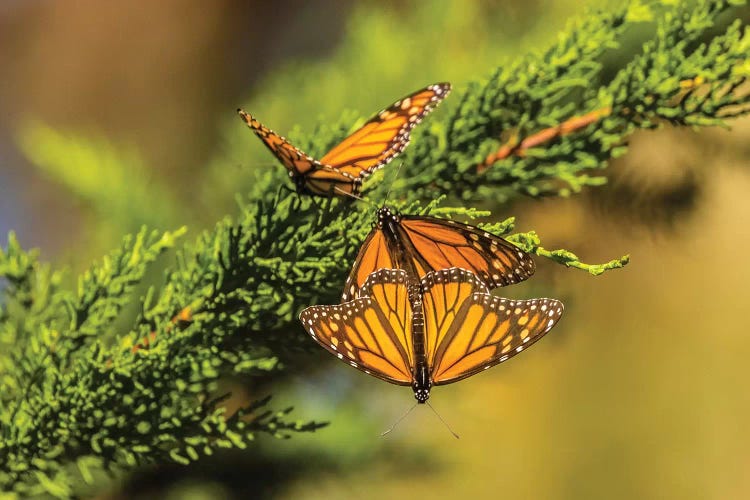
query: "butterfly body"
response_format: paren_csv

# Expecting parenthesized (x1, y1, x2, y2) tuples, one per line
(374, 206, 415, 277)
(238, 83, 451, 197)
(375, 207, 433, 402)
(410, 295, 431, 403)
(301, 268, 563, 403)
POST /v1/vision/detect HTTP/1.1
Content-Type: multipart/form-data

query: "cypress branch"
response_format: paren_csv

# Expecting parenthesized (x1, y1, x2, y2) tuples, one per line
(2, 0, 748, 496)
(382, 0, 749, 201)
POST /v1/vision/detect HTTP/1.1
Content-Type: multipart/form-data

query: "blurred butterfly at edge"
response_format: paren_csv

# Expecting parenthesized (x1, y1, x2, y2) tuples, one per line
(237, 83, 451, 197)
(300, 267, 563, 403)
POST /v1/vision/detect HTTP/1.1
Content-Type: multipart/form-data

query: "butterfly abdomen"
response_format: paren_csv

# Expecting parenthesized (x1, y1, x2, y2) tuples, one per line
(410, 295, 431, 403)
(378, 208, 433, 402)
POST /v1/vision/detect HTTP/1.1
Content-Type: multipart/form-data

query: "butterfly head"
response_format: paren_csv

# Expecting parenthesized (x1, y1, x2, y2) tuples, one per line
(412, 365, 432, 404)
(414, 387, 431, 404)
(376, 206, 401, 229)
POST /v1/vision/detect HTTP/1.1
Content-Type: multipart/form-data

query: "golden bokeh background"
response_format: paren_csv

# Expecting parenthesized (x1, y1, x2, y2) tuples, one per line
(1, 1, 748, 498)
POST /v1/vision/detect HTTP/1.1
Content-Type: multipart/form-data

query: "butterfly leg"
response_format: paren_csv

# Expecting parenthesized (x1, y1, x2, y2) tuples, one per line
(279, 182, 296, 197)
(305, 193, 323, 211)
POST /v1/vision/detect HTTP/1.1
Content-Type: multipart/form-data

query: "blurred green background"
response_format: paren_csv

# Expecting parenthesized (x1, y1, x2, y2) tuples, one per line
(1, 1, 749, 498)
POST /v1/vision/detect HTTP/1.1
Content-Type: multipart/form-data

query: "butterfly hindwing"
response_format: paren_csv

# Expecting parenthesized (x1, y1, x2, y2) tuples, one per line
(419, 268, 490, 367)
(357, 269, 414, 366)
(421, 268, 563, 385)
(301, 166, 359, 196)
(300, 269, 414, 385)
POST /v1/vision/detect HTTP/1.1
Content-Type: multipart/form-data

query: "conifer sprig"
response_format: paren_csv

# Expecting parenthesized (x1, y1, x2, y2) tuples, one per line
(2, 0, 748, 497)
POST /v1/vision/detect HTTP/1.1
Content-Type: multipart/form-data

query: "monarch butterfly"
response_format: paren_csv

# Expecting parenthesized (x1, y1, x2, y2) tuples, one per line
(341, 206, 536, 302)
(300, 267, 563, 402)
(237, 83, 451, 197)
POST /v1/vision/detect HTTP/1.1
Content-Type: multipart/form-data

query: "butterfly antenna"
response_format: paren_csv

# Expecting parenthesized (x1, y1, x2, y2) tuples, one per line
(426, 401, 460, 439)
(381, 161, 405, 208)
(380, 402, 418, 437)
(333, 187, 376, 208)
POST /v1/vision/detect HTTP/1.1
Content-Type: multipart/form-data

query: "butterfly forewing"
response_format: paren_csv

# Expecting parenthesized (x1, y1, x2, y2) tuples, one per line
(341, 211, 535, 302)
(421, 269, 564, 385)
(300, 269, 414, 385)
(342, 230, 397, 302)
(237, 110, 322, 176)
(319, 83, 451, 179)
(400, 216, 536, 289)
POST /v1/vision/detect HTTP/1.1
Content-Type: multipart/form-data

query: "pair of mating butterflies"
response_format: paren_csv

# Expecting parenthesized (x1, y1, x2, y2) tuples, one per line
(301, 207, 563, 403)
(238, 85, 563, 403)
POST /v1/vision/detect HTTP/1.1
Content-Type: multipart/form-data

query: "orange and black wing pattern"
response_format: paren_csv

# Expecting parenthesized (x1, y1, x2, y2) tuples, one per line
(300, 269, 414, 385)
(238, 83, 450, 196)
(341, 229, 398, 302)
(317, 83, 451, 180)
(237, 110, 322, 178)
(237, 110, 359, 196)
(420, 268, 563, 385)
(399, 214, 536, 290)
(342, 210, 535, 302)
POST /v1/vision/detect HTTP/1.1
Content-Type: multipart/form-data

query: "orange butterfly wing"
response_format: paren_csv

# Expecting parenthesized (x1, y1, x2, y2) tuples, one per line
(342, 230, 398, 302)
(420, 268, 563, 385)
(300, 269, 414, 385)
(237, 110, 357, 196)
(399, 215, 535, 290)
(317, 83, 451, 179)
(237, 110, 323, 177)
(342, 212, 535, 302)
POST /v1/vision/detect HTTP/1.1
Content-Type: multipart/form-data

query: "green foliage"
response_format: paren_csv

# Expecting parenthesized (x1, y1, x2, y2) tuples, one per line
(0, 227, 325, 498)
(0, 233, 65, 364)
(509, 231, 630, 275)
(4, 0, 749, 497)
(371, 0, 750, 202)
